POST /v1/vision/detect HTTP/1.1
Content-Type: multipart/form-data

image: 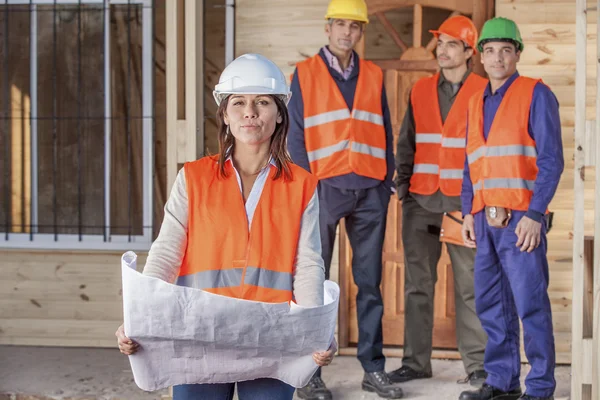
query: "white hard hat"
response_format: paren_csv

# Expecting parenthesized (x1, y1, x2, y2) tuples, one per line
(213, 53, 291, 106)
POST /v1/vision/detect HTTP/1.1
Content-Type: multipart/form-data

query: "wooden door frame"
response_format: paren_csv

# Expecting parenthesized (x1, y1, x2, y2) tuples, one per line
(166, 0, 204, 189)
(338, 0, 495, 350)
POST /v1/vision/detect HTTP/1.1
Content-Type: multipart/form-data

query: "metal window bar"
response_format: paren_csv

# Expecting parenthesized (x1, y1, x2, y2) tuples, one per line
(52, 0, 58, 241)
(1, 0, 154, 250)
(30, 2, 38, 238)
(77, 0, 82, 241)
(3, 1, 9, 240)
(142, 0, 153, 244)
(103, 0, 110, 242)
(127, 0, 132, 241)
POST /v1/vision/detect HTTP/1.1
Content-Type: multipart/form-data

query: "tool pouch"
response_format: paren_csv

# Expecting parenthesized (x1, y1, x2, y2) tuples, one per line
(440, 211, 467, 247)
(485, 206, 512, 228)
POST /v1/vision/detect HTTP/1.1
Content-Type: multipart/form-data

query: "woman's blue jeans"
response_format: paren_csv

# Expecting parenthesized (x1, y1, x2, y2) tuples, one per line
(172, 378, 295, 400)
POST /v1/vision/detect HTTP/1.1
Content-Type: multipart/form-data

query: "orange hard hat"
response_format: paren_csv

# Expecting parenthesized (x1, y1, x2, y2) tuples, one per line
(429, 15, 478, 53)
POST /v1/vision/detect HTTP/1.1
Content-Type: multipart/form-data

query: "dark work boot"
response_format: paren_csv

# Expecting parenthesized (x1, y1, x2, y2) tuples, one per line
(388, 365, 432, 383)
(459, 383, 522, 400)
(296, 376, 333, 400)
(457, 370, 488, 388)
(520, 395, 554, 400)
(361, 371, 404, 399)
(468, 370, 488, 388)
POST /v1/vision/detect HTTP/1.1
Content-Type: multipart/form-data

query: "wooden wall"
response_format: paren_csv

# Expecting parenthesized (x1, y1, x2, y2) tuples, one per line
(497, 0, 594, 364)
(0, 250, 148, 347)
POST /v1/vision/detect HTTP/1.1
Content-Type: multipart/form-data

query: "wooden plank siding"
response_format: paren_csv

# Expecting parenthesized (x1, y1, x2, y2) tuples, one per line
(0, 250, 148, 347)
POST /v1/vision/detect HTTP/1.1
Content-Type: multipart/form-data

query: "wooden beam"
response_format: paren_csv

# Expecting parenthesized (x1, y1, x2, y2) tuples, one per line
(338, 220, 349, 348)
(177, 0, 185, 120)
(585, 120, 596, 166)
(375, 12, 408, 52)
(10, 85, 31, 234)
(487, 0, 494, 19)
(166, 0, 178, 190)
(572, 0, 590, 398)
(584, 237, 595, 340)
(166, 0, 204, 190)
(413, 4, 423, 48)
(184, 0, 203, 161)
(594, 2, 600, 398)
(471, 0, 487, 77)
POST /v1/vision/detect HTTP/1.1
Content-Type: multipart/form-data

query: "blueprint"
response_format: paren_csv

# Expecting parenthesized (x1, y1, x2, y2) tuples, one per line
(121, 251, 339, 391)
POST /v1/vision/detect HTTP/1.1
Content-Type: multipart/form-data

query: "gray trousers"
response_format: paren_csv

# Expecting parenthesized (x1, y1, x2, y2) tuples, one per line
(401, 194, 487, 375)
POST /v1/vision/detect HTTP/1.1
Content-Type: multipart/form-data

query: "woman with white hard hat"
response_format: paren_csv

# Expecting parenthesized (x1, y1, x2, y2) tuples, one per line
(115, 53, 334, 399)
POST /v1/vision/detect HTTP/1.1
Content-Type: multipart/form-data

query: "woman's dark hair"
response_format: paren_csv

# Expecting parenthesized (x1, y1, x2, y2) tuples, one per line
(216, 94, 292, 180)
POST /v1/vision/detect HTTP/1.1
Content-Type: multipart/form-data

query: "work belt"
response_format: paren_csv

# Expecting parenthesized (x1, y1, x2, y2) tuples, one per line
(485, 206, 512, 228)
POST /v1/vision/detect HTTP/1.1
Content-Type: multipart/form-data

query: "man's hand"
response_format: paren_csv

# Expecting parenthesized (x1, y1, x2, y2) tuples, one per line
(461, 214, 476, 248)
(515, 216, 542, 253)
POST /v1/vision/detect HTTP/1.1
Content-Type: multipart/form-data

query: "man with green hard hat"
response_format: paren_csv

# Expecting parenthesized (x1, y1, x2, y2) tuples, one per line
(458, 17, 563, 400)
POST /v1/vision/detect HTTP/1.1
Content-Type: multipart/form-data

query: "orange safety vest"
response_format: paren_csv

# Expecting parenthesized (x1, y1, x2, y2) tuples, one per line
(466, 76, 542, 214)
(177, 156, 318, 303)
(409, 72, 488, 196)
(297, 55, 387, 181)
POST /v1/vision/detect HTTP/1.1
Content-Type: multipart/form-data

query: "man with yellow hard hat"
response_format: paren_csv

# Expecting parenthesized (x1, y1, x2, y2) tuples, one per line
(287, 0, 401, 399)
(391, 15, 488, 388)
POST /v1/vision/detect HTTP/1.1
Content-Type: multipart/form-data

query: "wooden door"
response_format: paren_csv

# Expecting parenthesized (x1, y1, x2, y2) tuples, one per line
(339, 0, 492, 351)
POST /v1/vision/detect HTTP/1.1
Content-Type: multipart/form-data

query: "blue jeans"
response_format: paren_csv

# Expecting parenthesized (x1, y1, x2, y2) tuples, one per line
(172, 378, 295, 400)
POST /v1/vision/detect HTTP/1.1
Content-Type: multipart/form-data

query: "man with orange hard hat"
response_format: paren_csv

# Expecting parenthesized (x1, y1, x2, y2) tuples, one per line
(390, 15, 488, 387)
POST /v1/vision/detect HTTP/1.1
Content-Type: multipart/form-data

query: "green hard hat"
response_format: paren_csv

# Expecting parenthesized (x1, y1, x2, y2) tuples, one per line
(477, 17, 524, 53)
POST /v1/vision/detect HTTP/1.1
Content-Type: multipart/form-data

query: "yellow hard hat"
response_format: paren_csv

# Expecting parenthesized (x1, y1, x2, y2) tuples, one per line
(325, 0, 369, 24)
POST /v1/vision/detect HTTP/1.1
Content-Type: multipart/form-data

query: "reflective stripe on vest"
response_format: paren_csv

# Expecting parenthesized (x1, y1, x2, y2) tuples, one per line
(409, 72, 488, 196)
(175, 267, 294, 292)
(179, 157, 317, 303)
(468, 144, 538, 164)
(466, 76, 543, 213)
(297, 55, 387, 180)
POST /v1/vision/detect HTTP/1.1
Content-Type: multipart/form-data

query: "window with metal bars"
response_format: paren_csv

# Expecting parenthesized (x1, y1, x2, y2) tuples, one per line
(0, 0, 155, 250)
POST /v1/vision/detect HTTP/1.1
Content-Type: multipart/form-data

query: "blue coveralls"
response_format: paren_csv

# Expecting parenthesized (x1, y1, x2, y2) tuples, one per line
(461, 72, 564, 398)
(287, 47, 396, 376)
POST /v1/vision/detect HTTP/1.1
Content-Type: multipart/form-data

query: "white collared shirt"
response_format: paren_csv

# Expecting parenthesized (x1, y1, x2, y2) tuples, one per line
(227, 157, 276, 229)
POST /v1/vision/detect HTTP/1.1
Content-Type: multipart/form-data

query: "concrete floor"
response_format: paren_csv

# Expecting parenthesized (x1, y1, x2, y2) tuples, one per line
(0, 346, 571, 400)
